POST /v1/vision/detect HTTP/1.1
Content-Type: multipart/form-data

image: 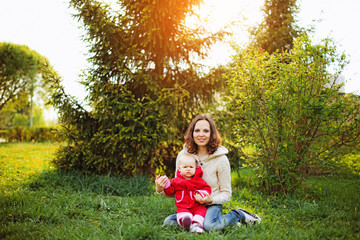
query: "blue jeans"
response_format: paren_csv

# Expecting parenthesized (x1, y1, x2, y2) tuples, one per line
(163, 205, 245, 232)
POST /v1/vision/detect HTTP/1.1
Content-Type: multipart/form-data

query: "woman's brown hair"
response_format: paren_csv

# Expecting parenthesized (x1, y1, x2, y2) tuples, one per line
(184, 114, 222, 155)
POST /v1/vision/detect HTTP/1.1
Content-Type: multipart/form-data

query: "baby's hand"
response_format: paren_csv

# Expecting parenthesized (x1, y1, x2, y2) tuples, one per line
(194, 191, 213, 205)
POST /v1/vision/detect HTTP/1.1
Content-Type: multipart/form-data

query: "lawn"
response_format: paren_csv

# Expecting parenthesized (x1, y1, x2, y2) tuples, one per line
(1, 142, 359, 239)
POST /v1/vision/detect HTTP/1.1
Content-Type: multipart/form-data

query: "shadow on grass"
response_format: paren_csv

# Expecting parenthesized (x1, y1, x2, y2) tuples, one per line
(27, 170, 153, 197)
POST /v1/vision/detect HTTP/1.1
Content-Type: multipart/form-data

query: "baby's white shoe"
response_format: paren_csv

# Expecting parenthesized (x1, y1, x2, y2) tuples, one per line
(190, 224, 204, 234)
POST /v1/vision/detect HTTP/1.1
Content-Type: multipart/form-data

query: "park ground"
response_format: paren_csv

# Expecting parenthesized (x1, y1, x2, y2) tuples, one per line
(0, 142, 359, 239)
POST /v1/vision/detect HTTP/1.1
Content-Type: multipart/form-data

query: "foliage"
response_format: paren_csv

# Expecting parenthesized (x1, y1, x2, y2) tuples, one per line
(210, 103, 248, 170)
(0, 92, 29, 128)
(337, 151, 360, 175)
(2, 126, 59, 142)
(0, 130, 6, 139)
(0, 42, 57, 129)
(0, 42, 41, 110)
(46, 0, 226, 176)
(248, 0, 303, 54)
(0, 93, 47, 129)
(227, 35, 360, 194)
(1, 142, 359, 239)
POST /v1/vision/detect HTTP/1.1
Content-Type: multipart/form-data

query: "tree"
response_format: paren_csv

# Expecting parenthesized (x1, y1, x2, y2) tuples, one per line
(0, 42, 55, 128)
(248, 0, 302, 54)
(0, 92, 29, 128)
(0, 92, 46, 128)
(0, 42, 43, 111)
(227, 35, 360, 194)
(48, 0, 226, 176)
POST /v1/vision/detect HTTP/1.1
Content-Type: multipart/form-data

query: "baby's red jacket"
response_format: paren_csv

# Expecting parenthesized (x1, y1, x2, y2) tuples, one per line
(164, 166, 211, 210)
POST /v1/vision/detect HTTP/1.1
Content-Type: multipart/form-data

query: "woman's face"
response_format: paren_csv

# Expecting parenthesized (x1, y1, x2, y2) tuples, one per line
(193, 120, 211, 147)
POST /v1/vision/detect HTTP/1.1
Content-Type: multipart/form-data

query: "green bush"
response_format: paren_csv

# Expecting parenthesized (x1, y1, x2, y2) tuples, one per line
(12, 113, 30, 127)
(49, 83, 189, 177)
(338, 152, 360, 174)
(0, 129, 7, 139)
(42, 0, 225, 177)
(227, 35, 360, 194)
(5, 126, 59, 142)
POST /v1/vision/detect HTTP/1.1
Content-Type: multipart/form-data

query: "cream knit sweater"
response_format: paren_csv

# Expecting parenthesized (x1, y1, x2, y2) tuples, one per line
(175, 146, 232, 205)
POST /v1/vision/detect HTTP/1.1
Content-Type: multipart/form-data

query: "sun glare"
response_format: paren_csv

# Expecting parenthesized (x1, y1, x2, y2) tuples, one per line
(186, 0, 262, 33)
(184, 0, 263, 68)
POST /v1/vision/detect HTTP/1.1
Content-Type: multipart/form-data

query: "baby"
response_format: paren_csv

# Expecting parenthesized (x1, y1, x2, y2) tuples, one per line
(164, 153, 211, 233)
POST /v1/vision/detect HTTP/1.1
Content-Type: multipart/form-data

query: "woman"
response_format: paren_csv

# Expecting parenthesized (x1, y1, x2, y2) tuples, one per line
(155, 114, 261, 232)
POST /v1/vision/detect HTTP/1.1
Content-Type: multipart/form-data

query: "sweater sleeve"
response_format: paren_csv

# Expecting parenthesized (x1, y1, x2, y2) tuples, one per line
(195, 179, 212, 198)
(211, 156, 232, 205)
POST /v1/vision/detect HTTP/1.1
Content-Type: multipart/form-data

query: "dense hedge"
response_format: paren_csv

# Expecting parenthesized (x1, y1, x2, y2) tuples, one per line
(1, 126, 59, 142)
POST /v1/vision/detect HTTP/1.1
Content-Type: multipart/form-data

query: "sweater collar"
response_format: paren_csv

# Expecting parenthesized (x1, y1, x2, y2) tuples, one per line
(182, 145, 229, 162)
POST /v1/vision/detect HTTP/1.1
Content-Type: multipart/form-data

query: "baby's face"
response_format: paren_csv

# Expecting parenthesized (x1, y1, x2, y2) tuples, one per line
(179, 155, 196, 179)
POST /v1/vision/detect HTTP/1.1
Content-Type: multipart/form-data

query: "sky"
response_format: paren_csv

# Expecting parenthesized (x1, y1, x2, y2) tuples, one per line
(1, 0, 359, 111)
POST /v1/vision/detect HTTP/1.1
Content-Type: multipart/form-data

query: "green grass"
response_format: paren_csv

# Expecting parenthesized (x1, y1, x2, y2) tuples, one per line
(1, 142, 359, 239)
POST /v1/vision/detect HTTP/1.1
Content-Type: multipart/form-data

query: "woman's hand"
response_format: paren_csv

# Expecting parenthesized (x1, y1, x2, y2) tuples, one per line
(155, 174, 169, 193)
(194, 190, 213, 205)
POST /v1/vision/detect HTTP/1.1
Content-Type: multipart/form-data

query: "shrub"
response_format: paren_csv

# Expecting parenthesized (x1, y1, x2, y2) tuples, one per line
(5, 126, 59, 142)
(0, 129, 8, 140)
(227, 35, 360, 194)
(42, 0, 226, 177)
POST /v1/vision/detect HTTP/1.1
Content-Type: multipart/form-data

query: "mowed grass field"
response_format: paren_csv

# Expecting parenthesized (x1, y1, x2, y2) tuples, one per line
(1, 142, 359, 239)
